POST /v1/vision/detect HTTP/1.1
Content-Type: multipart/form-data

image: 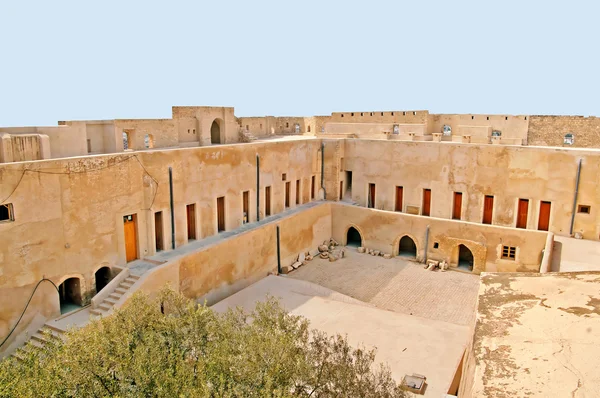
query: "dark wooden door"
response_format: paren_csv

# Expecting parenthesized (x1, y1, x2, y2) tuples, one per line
(217, 197, 225, 232)
(243, 191, 249, 223)
(265, 186, 271, 216)
(296, 180, 301, 204)
(483, 195, 494, 224)
(538, 201, 551, 231)
(368, 183, 376, 208)
(154, 211, 163, 251)
(453, 192, 462, 220)
(395, 186, 403, 212)
(186, 204, 196, 240)
(516, 199, 529, 229)
(422, 189, 431, 216)
(124, 214, 138, 262)
(339, 181, 343, 200)
(311, 176, 315, 199)
(285, 182, 290, 208)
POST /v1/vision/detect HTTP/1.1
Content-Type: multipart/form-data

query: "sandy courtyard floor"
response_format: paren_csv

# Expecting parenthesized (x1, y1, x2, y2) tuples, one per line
(289, 249, 480, 326)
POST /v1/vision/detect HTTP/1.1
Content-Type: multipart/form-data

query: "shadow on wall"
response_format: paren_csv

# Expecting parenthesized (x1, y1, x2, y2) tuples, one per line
(551, 241, 562, 272)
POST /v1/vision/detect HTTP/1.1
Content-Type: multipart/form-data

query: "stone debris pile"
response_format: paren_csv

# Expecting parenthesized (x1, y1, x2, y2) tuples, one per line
(356, 246, 392, 259)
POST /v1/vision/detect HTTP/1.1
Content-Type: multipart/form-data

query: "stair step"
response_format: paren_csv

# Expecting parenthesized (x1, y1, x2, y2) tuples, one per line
(40, 327, 63, 340)
(109, 293, 122, 300)
(90, 309, 105, 316)
(128, 274, 141, 280)
(103, 297, 118, 305)
(115, 287, 128, 295)
(124, 277, 138, 284)
(27, 338, 45, 349)
(120, 281, 134, 288)
(31, 333, 53, 345)
(12, 352, 25, 362)
(43, 323, 66, 335)
(98, 303, 112, 311)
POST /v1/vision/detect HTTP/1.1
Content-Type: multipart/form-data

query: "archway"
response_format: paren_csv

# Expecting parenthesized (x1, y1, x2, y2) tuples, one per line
(398, 236, 417, 258)
(458, 244, 474, 271)
(59, 277, 83, 314)
(95, 267, 111, 293)
(346, 226, 362, 247)
(211, 120, 221, 144)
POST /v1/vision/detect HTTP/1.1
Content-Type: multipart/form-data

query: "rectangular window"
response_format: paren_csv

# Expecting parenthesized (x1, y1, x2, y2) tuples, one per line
(368, 183, 376, 209)
(502, 246, 516, 260)
(265, 186, 271, 216)
(538, 201, 551, 231)
(217, 197, 225, 232)
(483, 195, 494, 224)
(296, 180, 301, 205)
(311, 176, 316, 200)
(516, 199, 529, 229)
(339, 181, 344, 201)
(285, 182, 290, 208)
(186, 204, 196, 240)
(395, 186, 403, 212)
(87, 139, 92, 153)
(282, 173, 287, 181)
(243, 191, 249, 224)
(422, 189, 431, 216)
(578, 205, 591, 214)
(453, 192, 462, 220)
(0, 204, 14, 222)
(345, 171, 353, 197)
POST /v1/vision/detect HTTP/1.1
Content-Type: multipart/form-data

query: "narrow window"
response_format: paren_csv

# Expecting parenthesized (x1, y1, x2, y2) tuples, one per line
(296, 180, 301, 205)
(486, 116, 489, 120)
(87, 139, 92, 153)
(516, 199, 529, 229)
(186, 204, 196, 240)
(308, 125, 311, 133)
(339, 181, 344, 200)
(483, 195, 494, 224)
(282, 173, 287, 181)
(265, 187, 272, 216)
(413, 111, 416, 116)
(505, 116, 508, 120)
(0, 203, 15, 222)
(381, 112, 384, 116)
(578, 205, 591, 214)
(370, 112, 373, 116)
(286, 122, 289, 128)
(246, 125, 249, 131)
(433, 242, 439, 249)
(259, 123, 262, 129)
(217, 197, 226, 232)
(351, 113, 354, 116)
(360, 112, 364, 116)
(368, 183, 376, 209)
(538, 201, 551, 231)
(422, 189, 431, 216)
(345, 171, 352, 197)
(471, 116, 474, 120)
(395, 186, 403, 212)
(311, 176, 316, 199)
(243, 191, 249, 224)
(341, 114, 344, 118)
(453, 192, 462, 220)
(188, 129, 190, 134)
(392, 112, 395, 116)
(285, 182, 290, 208)
(192, 129, 196, 134)
(502, 246, 516, 260)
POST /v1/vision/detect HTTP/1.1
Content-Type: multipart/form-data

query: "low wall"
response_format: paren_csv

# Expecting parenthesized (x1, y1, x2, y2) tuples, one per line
(331, 204, 549, 274)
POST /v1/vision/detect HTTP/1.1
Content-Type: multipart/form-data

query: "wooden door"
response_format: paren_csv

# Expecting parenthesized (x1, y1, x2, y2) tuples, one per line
(311, 176, 315, 199)
(339, 181, 344, 201)
(285, 182, 290, 208)
(422, 189, 431, 216)
(516, 199, 529, 229)
(538, 201, 551, 231)
(395, 186, 403, 212)
(154, 211, 163, 252)
(243, 191, 249, 223)
(368, 183, 376, 208)
(453, 192, 462, 220)
(123, 214, 138, 262)
(217, 197, 225, 232)
(296, 180, 301, 204)
(483, 195, 494, 224)
(186, 204, 196, 240)
(265, 186, 271, 216)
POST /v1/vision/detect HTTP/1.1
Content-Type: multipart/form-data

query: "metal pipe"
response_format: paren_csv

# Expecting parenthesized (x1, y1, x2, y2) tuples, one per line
(424, 225, 430, 263)
(169, 167, 175, 250)
(320, 142, 326, 200)
(569, 159, 582, 236)
(256, 155, 260, 222)
(276, 225, 281, 274)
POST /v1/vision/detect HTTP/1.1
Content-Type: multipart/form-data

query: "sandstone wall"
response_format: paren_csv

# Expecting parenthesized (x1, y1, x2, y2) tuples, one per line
(527, 115, 600, 147)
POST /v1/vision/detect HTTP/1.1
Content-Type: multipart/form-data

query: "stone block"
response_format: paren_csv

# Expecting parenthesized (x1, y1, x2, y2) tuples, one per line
(281, 265, 293, 274)
(291, 261, 302, 269)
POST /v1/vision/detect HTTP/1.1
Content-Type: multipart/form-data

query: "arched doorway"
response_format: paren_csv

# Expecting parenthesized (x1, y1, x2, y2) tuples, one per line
(346, 227, 362, 247)
(95, 267, 111, 293)
(398, 236, 417, 258)
(59, 278, 83, 314)
(211, 120, 221, 144)
(458, 244, 474, 271)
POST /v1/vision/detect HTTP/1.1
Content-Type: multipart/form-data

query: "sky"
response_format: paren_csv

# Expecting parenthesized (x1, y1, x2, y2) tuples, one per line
(0, 0, 598, 126)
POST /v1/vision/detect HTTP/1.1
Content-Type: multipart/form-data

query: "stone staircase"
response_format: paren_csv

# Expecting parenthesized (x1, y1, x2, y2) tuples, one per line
(90, 274, 140, 317)
(12, 323, 65, 361)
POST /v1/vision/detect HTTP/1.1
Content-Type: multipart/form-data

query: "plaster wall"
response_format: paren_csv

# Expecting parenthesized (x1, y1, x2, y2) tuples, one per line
(429, 114, 529, 142)
(338, 140, 600, 240)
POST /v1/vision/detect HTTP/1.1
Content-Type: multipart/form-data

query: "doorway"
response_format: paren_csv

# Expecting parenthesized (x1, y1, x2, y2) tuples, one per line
(457, 244, 474, 271)
(243, 191, 249, 224)
(154, 211, 164, 252)
(285, 182, 290, 208)
(296, 180, 301, 205)
(516, 199, 529, 229)
(422, 189, 431, 216)
(123, 214, 138, 262)
(538, 201, 551, 231)
(346, 227, 362, 247)
(95, 267, 111, 293)
(211, 120, 221, 144)
(186, 204, 196, 241)
(217, 197, 226, 232)
(59, 278, 82, 314)
(345, 171, 352, 198)
(265, 186, 271, 216)
(368, 183, 376, 208)
(398, 236, 417, 258)
(395, 186, 403, 212)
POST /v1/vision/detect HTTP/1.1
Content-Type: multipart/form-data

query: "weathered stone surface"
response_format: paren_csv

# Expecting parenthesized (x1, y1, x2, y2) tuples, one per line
(298, 252, 306, 262)
(329, 255, 338, 262)
(318, 245, 328, 253)
(305, 255, 313, 261)
(320, 252, 329, 259)
(427, 260, 439, 268)
(357, 247, 365, 253)
(374, 250, 380, 256)
(383, 254, 391, 259)
(291, 261, 302, 269)
(281, 265, 293, 274)
(302, 260, 308, 266)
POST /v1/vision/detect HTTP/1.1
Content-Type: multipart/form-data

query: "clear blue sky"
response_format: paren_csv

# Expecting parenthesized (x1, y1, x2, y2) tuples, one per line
(0, 0, 598, 126)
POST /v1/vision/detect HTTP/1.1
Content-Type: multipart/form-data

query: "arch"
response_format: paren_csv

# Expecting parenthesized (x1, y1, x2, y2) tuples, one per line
(442, 124, 452, 136)
(346, 226, 363, 247)
(457, 244, 474, 271)
(94, 266, 112, 293)
(122, 131, 130, 150)
(211, 119, 223, 144)
(58, 277, 83, 314)
(398, 235, 417, 258)
(145, 134, 154, 149)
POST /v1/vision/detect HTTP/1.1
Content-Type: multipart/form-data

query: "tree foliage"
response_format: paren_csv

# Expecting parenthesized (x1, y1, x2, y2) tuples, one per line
(0, 287, 405, 397)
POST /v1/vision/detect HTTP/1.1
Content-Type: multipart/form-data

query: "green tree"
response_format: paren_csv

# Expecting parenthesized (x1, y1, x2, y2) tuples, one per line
(0, 287, 406, 397)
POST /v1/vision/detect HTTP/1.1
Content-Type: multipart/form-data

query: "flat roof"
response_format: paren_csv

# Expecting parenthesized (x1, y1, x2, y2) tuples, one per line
(212, 275, 469, 397)
(467, 272, 600, 397)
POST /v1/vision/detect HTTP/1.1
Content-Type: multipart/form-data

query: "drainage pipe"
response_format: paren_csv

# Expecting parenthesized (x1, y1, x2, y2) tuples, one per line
(320, 142, 326, 200)
(169, 167, 175, 250)
(569, 159, 582, 236)
(256, 155, 260, 222)
(276, 225, 281, 274)
(424, 225, 430, 263)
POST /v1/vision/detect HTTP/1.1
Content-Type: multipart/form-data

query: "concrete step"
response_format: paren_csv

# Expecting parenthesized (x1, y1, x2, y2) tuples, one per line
(128, 274, 141, 280)
(31, 332, 55, 345)
(115, 287, 128, 295)
(109, 293, 122, 300)
(119, 281, 133, 289)
(124, 276, 138, 284)
(43, 324, 66, 335)
(103, 297, 118, 305)
(98, 303, 112, 312)
(90, 308, 105, 317)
